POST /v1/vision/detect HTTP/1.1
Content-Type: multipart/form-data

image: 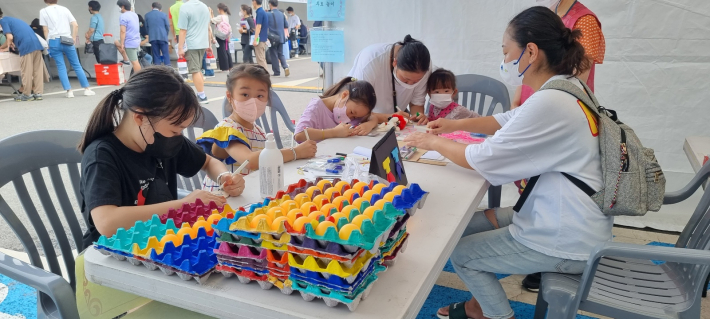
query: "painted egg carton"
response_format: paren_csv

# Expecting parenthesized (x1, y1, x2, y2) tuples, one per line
(214, 241, 268, 260)
(288, 250, 375, 280)
(380, 228, 407, 256)
(147, 227, 219, 275)
(158, 199, 235, 226)
(291, 264, 386, 311)
(288, 244, 366, 263)
(216, 263, 295, 294)
(216, 254, 268, 270)
(387, 212, 410, 239)
(287, 202, 403, 252)
(94, 214, 179, 257)
(289, 256, 379, 294)
(382, 235, 409, 268)
(216, 231, 262, 248)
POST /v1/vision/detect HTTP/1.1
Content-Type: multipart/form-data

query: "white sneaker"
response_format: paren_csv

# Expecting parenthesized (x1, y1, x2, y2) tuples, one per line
(66, 90, 74, 98)
(84, 89, 96, 96)
(295, 54, 299, 58)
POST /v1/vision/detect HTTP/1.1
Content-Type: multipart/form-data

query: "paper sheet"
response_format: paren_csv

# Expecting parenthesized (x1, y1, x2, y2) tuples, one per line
(420, 151, 444, 161)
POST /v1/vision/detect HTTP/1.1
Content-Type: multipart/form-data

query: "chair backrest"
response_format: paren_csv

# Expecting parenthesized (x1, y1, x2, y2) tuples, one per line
(665, 162, 710, 310)
(221, 89, 296, 149)
(436, 74, 511, 117)
(179, 107, 219, 192)
(0, 130, 84, 291)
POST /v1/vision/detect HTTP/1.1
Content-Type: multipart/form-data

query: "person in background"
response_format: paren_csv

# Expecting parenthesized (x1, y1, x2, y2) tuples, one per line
(348, 34, 432, 131)
(197, 64, 317, 188)
(210, 3, 233, 71)
(138, 13, 149, 47)
(116, 0, 141, 73)
(294, 77, 377, 143)
(515, 0, 606, 293)
(39, 0, 95, 98)
(297, 19, 307, 55)
(85, 1, 104, 63)
(426, 68, 481, 122)
(252, 0, 268, 70)
(0, 8, 44, 102)
(286, 6, 300, 58)
(31, 19, 44, 40)
(238, 4, 255, 64)
(267, 0, 289, 77)
(168, 0, 182, 45)
(177, 0, 213, 103)
(145, 2, 171, 66)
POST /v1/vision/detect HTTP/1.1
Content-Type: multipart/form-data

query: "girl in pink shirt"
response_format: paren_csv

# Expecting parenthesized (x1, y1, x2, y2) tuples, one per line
(294, 77, 377, 143)
(427, 69, 481, 121)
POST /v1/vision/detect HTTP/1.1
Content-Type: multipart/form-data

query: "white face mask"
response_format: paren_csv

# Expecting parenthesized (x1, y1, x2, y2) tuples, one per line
(429, 94, 453, 108)
(393, 68, 419, 90)
(536, 0, 561, 8)
(239, 11, 244, 18)
(499, 49, 531, 87)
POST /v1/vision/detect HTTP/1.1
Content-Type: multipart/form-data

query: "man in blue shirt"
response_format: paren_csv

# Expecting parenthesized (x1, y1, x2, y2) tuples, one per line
(267, 0, 289, 77)
(145, 2, 171, 66)
(85, 1, 104, 63)
(252, 0, 268, 70)
(0, 8, 44, 102)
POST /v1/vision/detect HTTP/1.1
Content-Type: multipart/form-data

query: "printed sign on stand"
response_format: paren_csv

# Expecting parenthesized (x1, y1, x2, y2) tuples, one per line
(307, 0, 345, 21)
(310, 28, 344, 63)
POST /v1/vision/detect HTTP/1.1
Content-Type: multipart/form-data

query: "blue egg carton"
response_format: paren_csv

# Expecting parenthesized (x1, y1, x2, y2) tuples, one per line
(390, 183, 428, 215)
(94, 245, 132, 259)
(149, 227, 219, 277)
(291, 264, 386, 311)
(213, 205, 260, 239)
(289, 256, 379, 294)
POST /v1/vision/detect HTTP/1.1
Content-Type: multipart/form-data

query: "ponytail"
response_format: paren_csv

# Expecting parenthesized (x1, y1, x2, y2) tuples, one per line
(508, 7, 591, 77)
(78, 66, 202, 153)
(218, 3, 231, 15)
(321, 77, 377, 112)
(395, 34, 430, 73)
(78, 89, 123, 153)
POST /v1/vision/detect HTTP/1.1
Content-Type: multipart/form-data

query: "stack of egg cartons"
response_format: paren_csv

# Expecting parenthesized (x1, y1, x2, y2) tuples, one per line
(94, 199, 233, 284)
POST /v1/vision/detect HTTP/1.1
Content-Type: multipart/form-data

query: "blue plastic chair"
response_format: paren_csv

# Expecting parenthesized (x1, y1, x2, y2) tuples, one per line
(178, 106, 219, 198)
(221, 89, 296, 149)
(534, 162, 710, 319)
(0, 130, 83, 318)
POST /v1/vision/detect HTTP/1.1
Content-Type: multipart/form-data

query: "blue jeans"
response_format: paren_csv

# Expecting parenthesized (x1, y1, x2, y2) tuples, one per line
(150, 40, 170, 66)
(451, 207, 587, 319)
(48, 39, 89, 90)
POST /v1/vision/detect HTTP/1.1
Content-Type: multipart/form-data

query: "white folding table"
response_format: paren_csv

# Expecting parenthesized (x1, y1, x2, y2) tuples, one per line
(84, 135, 489, 318)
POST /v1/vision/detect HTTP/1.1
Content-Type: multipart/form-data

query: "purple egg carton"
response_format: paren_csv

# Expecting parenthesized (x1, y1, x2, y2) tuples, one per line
(388, 213, 410, 239)
(158, 199, 223, 225)
(289, 235, 363, 257)
(214, 241, 267, 260)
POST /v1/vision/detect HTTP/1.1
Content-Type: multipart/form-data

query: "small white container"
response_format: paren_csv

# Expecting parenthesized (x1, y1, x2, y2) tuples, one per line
(259, 133, 284, 198)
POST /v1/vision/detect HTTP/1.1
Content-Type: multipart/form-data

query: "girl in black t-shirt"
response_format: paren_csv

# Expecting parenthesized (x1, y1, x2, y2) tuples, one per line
(78, 66, 245, 247)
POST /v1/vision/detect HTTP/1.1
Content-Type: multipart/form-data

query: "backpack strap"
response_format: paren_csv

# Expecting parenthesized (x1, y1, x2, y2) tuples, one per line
(513, 78, 602, 212)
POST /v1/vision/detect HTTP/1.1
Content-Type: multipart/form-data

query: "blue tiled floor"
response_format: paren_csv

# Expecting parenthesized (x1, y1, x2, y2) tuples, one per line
(0, 274, 36, 319)
(415, 284, 597, 319)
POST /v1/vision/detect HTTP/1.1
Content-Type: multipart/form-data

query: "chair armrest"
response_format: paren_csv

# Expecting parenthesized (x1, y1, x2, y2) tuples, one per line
(664, 161, 710, 204)
(575, 242, 710, 304)
(0, 252, 78, 318)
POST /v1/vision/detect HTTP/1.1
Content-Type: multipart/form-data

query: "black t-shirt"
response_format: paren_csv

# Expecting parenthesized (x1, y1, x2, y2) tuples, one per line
(80, 134, 206, 249)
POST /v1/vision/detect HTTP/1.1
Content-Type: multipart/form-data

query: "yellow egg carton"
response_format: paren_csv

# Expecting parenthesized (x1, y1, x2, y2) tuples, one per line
(288, 250, 375, 280)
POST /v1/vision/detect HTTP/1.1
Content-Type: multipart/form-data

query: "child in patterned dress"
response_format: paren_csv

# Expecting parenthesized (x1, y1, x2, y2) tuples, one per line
(427, 68, 481, 122)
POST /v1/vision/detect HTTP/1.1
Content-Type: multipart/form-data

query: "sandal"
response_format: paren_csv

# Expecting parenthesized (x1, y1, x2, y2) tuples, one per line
(436, 301, 472, 319)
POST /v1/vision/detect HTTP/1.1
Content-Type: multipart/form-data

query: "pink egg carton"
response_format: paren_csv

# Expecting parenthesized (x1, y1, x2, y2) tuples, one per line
(158, 199, 234, 226)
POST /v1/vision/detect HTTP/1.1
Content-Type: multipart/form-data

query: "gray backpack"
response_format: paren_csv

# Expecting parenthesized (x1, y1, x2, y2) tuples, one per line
(514, 79, 665, 216)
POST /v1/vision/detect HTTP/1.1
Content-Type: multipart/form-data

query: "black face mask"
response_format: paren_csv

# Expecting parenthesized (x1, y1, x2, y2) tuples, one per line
(139, 120, 184, 159)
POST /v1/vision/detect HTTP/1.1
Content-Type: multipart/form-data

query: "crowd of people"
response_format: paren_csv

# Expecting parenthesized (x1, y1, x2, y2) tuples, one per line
(0, 0, 309, 102)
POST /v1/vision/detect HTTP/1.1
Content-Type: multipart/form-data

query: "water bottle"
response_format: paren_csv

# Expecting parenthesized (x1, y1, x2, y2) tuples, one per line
(259, 133, 284, 198)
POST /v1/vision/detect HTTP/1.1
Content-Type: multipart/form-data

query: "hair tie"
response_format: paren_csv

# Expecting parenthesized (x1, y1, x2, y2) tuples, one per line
(111, 88, 124, 98)
(351, 77, 357, 82)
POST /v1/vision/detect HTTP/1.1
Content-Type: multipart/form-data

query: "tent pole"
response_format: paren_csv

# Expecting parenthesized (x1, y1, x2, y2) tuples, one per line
(323, 21, 333, 88)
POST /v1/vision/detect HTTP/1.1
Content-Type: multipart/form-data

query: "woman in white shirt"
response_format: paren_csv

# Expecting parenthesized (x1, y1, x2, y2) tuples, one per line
(405, 7, 610, 319)
(39, 0, 94, 98)
(210, 3, 233, 71)
(347, 34, 432, 135)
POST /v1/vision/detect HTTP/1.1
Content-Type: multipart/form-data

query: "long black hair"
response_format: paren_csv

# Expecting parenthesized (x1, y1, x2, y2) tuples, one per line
(508, 6, 590, 77)
(79, 66, 202, 153)
(217, 3, 231, 15)
(396, 34, 430, 73)
(321, 77, 377, 112)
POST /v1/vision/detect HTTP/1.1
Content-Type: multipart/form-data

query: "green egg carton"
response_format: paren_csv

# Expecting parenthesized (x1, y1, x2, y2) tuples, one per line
(300, 203, 405, 251)
(292, 264, 385, 311)
(95, 214, 179, 255)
